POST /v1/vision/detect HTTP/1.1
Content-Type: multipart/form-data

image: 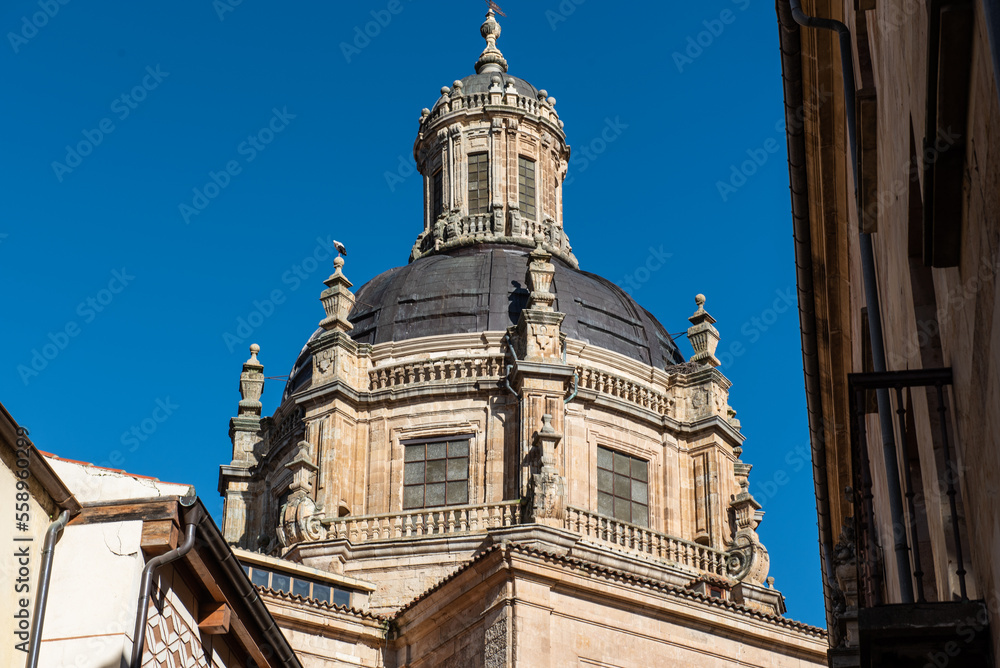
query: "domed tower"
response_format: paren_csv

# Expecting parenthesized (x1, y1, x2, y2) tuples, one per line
(408, 9, 576, 269)
(218, 11, 826, 667)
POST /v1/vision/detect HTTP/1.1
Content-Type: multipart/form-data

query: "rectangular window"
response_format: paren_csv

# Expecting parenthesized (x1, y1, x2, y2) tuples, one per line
(403, 438, 470, 509)
(467, 153, 489, 214)
(518, 156, 536, 220)
(244, 566, 353, 608)
(597, 446, 649, 527)
(432, 169, 443, 219)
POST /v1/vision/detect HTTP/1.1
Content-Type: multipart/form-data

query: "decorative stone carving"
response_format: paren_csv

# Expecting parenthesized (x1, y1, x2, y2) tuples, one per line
(726, 461, 769, 584)
(237, 344, 264, 418)
(227, 344, 266, 466)
(319, 257, 355, 333)
(277, 440, 327, 547)
(830, 521, 859, 650)
(529, 414, 565, 525)
(475, 8, 508, 75)
(484, 611, 509, 668)
(526, 238, 556, 312)
(687, 294, 721, 367)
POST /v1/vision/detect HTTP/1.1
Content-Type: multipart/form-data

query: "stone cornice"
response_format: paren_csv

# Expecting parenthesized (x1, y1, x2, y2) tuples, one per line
(419, 102, 565, 144)
(394, 540, 827, 644)
(368, 331, 503, 363)
(275, 332, 746, 440)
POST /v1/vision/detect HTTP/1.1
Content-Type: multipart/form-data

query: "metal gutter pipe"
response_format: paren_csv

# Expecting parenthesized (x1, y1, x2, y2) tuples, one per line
(787, 0, 915, 602)
(200, 515, 302, 668)
(129, 494, 200, 668)
(26, 509, 70, 668)
(775, 0, 836, 632)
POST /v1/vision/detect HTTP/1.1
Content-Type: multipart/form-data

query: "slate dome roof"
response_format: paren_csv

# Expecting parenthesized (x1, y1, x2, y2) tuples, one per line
(283, 246, 686, 398)
(348, 246, 684, 369)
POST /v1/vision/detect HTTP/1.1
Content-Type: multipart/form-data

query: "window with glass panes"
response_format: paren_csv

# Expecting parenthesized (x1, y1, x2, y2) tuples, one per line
(403, 438, 470, 509)
(518, 156, 536, 220)
(432, 169, 443, 219)
(243, 564, 352, 608)
(467, 152, 489, 214)
(597, 446, 649, 526)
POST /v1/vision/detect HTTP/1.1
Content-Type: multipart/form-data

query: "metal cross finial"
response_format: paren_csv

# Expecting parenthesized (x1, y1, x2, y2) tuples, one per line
(486, 0, 506, 17)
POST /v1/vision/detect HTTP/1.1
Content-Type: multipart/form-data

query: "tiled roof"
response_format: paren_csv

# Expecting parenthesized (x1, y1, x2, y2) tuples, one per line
(394, 541, 827, 638)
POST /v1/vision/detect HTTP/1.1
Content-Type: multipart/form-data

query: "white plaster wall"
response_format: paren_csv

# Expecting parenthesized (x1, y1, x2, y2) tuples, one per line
(35, 520, 144, 668)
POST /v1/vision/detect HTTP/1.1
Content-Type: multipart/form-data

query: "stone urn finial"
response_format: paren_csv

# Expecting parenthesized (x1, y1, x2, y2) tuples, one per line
(687, 294, 721, 367)
(319, 256, 355, 332)
(526, 241, 556, 311)
(237, 343, 264, 418)
(475, 8, 508, 74)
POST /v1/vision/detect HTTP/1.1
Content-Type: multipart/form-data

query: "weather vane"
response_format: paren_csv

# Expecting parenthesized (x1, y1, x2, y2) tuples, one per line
(486, 0, 506, 17)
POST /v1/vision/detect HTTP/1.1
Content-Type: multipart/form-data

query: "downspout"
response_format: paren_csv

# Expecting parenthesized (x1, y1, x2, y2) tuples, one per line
(562, 339, 578, 404)
(130, 494, 201, 668)
(26, 509, 70, 668)
(787, 0, 915, 602)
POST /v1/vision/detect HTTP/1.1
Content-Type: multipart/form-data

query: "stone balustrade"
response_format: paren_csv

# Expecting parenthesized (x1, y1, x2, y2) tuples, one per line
(324, 500, 522, 545)
(576, 366, 673, 415)
(369, 356, 505, 391)
(564, 505, 730, 577)
(425, 91, 549, 126)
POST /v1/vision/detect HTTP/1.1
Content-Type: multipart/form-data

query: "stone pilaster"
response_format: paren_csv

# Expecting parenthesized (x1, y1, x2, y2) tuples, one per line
(510, 243, 575, 501)
(528, 414, 566, 527)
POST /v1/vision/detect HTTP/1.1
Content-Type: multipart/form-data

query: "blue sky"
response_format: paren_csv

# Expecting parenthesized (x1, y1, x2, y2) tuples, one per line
(1, 0, 824, 626)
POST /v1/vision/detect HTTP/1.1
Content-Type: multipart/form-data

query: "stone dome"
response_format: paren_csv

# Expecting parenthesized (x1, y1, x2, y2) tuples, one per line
(284, 246, 685, 398)
(350, 246, 684, 367)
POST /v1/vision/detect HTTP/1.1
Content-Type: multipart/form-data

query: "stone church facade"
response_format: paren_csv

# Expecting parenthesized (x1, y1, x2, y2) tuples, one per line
(218, 10, 827, 667)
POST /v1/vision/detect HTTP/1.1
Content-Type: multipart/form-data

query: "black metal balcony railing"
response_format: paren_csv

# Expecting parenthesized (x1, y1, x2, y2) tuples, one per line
(848, 368, 991, 667)
(848, 368, 968, 606)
